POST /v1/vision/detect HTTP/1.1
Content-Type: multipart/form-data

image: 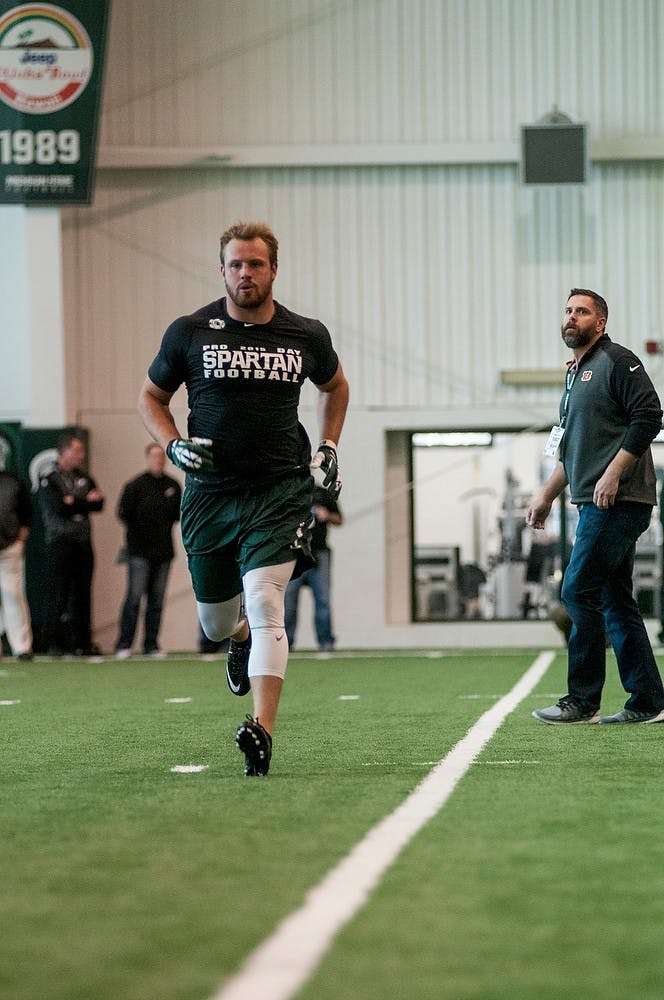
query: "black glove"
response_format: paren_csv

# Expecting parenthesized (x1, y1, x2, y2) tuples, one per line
(166, 437, 213, 472)
(310, 440, 341, 499)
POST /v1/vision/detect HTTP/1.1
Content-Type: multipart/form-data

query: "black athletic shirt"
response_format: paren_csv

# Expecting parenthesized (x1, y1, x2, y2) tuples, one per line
(148, 298, 339, 494)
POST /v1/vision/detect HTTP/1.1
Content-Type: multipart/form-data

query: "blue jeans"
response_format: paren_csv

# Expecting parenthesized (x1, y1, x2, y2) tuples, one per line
(117, 556, 171, 652)
(284, 549, 334, 649)
(561, 501, 664, 713)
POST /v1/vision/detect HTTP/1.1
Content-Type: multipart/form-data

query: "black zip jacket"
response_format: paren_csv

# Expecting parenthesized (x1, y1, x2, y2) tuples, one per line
(559, 334, 661, 505)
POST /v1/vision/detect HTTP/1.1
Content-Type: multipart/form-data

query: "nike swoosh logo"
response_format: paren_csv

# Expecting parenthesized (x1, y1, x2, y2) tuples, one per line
(276, 634, 284, 641)
(630, 365, 641, 372)
(244, 322, 254, 327)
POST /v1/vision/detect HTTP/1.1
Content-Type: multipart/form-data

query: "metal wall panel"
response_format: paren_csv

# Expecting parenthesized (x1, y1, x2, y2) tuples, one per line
(62, 161, 664, 416)
(100, 0, 664, 148)
(78, 0, 664, 419)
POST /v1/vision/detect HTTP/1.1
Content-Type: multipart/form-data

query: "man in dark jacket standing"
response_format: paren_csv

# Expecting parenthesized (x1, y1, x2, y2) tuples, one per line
(115, 444, 181, 658)
(38, 432, 104, 656)
(528, 288, 664, 724)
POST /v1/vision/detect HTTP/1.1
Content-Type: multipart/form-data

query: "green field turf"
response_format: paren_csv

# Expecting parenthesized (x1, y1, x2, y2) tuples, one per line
(2, 650, 663, 1000)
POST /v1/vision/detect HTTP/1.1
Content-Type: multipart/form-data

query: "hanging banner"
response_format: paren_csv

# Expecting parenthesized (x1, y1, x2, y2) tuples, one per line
(0, 0, 109, 205)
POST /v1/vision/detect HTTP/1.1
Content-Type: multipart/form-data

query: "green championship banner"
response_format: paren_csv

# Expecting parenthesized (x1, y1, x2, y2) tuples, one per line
(0, 1, 109, 204)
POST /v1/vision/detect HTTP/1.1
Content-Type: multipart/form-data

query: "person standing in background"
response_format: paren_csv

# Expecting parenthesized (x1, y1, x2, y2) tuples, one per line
(284, 484, 342, 650)
(115, 443, 182, 659)
(38, 432, 104, 657)
(0, 465, 33, 660)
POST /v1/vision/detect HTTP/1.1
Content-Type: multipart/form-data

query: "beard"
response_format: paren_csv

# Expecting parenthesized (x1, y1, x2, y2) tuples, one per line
(225, 280, 272, 312)
(561, 324, 594, 350)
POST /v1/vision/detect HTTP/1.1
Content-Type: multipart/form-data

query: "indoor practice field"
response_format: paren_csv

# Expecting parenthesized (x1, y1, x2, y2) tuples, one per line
(2, 649, 664, 1000)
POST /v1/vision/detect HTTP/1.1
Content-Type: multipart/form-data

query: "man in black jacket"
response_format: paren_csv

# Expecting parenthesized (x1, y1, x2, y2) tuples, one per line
(38, 432, 104, 656)
(527, 288, 664, 724)
(115, 444, 181, 658)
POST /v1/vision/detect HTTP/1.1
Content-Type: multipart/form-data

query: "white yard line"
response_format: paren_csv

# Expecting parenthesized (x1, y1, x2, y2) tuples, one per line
(211, 650, 555, 1000)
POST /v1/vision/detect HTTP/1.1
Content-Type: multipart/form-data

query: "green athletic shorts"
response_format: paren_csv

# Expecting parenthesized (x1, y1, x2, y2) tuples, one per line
(181, 473, 314, 603)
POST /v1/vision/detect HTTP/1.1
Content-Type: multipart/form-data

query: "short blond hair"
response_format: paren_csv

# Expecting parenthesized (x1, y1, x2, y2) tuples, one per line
(219, 221, 278, 268)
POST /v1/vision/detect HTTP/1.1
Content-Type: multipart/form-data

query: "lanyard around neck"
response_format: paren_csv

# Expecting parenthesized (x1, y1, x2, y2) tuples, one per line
(561, 361, 578, 427)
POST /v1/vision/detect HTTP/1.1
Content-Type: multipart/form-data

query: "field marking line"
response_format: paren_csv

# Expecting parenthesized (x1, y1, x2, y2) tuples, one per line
(210, 650, 555, 1000)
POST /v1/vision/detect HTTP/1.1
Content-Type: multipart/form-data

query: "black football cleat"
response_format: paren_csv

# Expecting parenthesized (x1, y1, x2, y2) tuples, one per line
(236, 715, 272, 776)
(226, 634, 251, 696)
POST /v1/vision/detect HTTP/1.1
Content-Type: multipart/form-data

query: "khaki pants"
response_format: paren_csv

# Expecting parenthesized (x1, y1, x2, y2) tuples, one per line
(0, 539, 33, 656)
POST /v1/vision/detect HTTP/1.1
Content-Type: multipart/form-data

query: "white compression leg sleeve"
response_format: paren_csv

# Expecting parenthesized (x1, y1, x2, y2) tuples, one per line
(243, 561, 295, 680)
(197, 594, 243, 643)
